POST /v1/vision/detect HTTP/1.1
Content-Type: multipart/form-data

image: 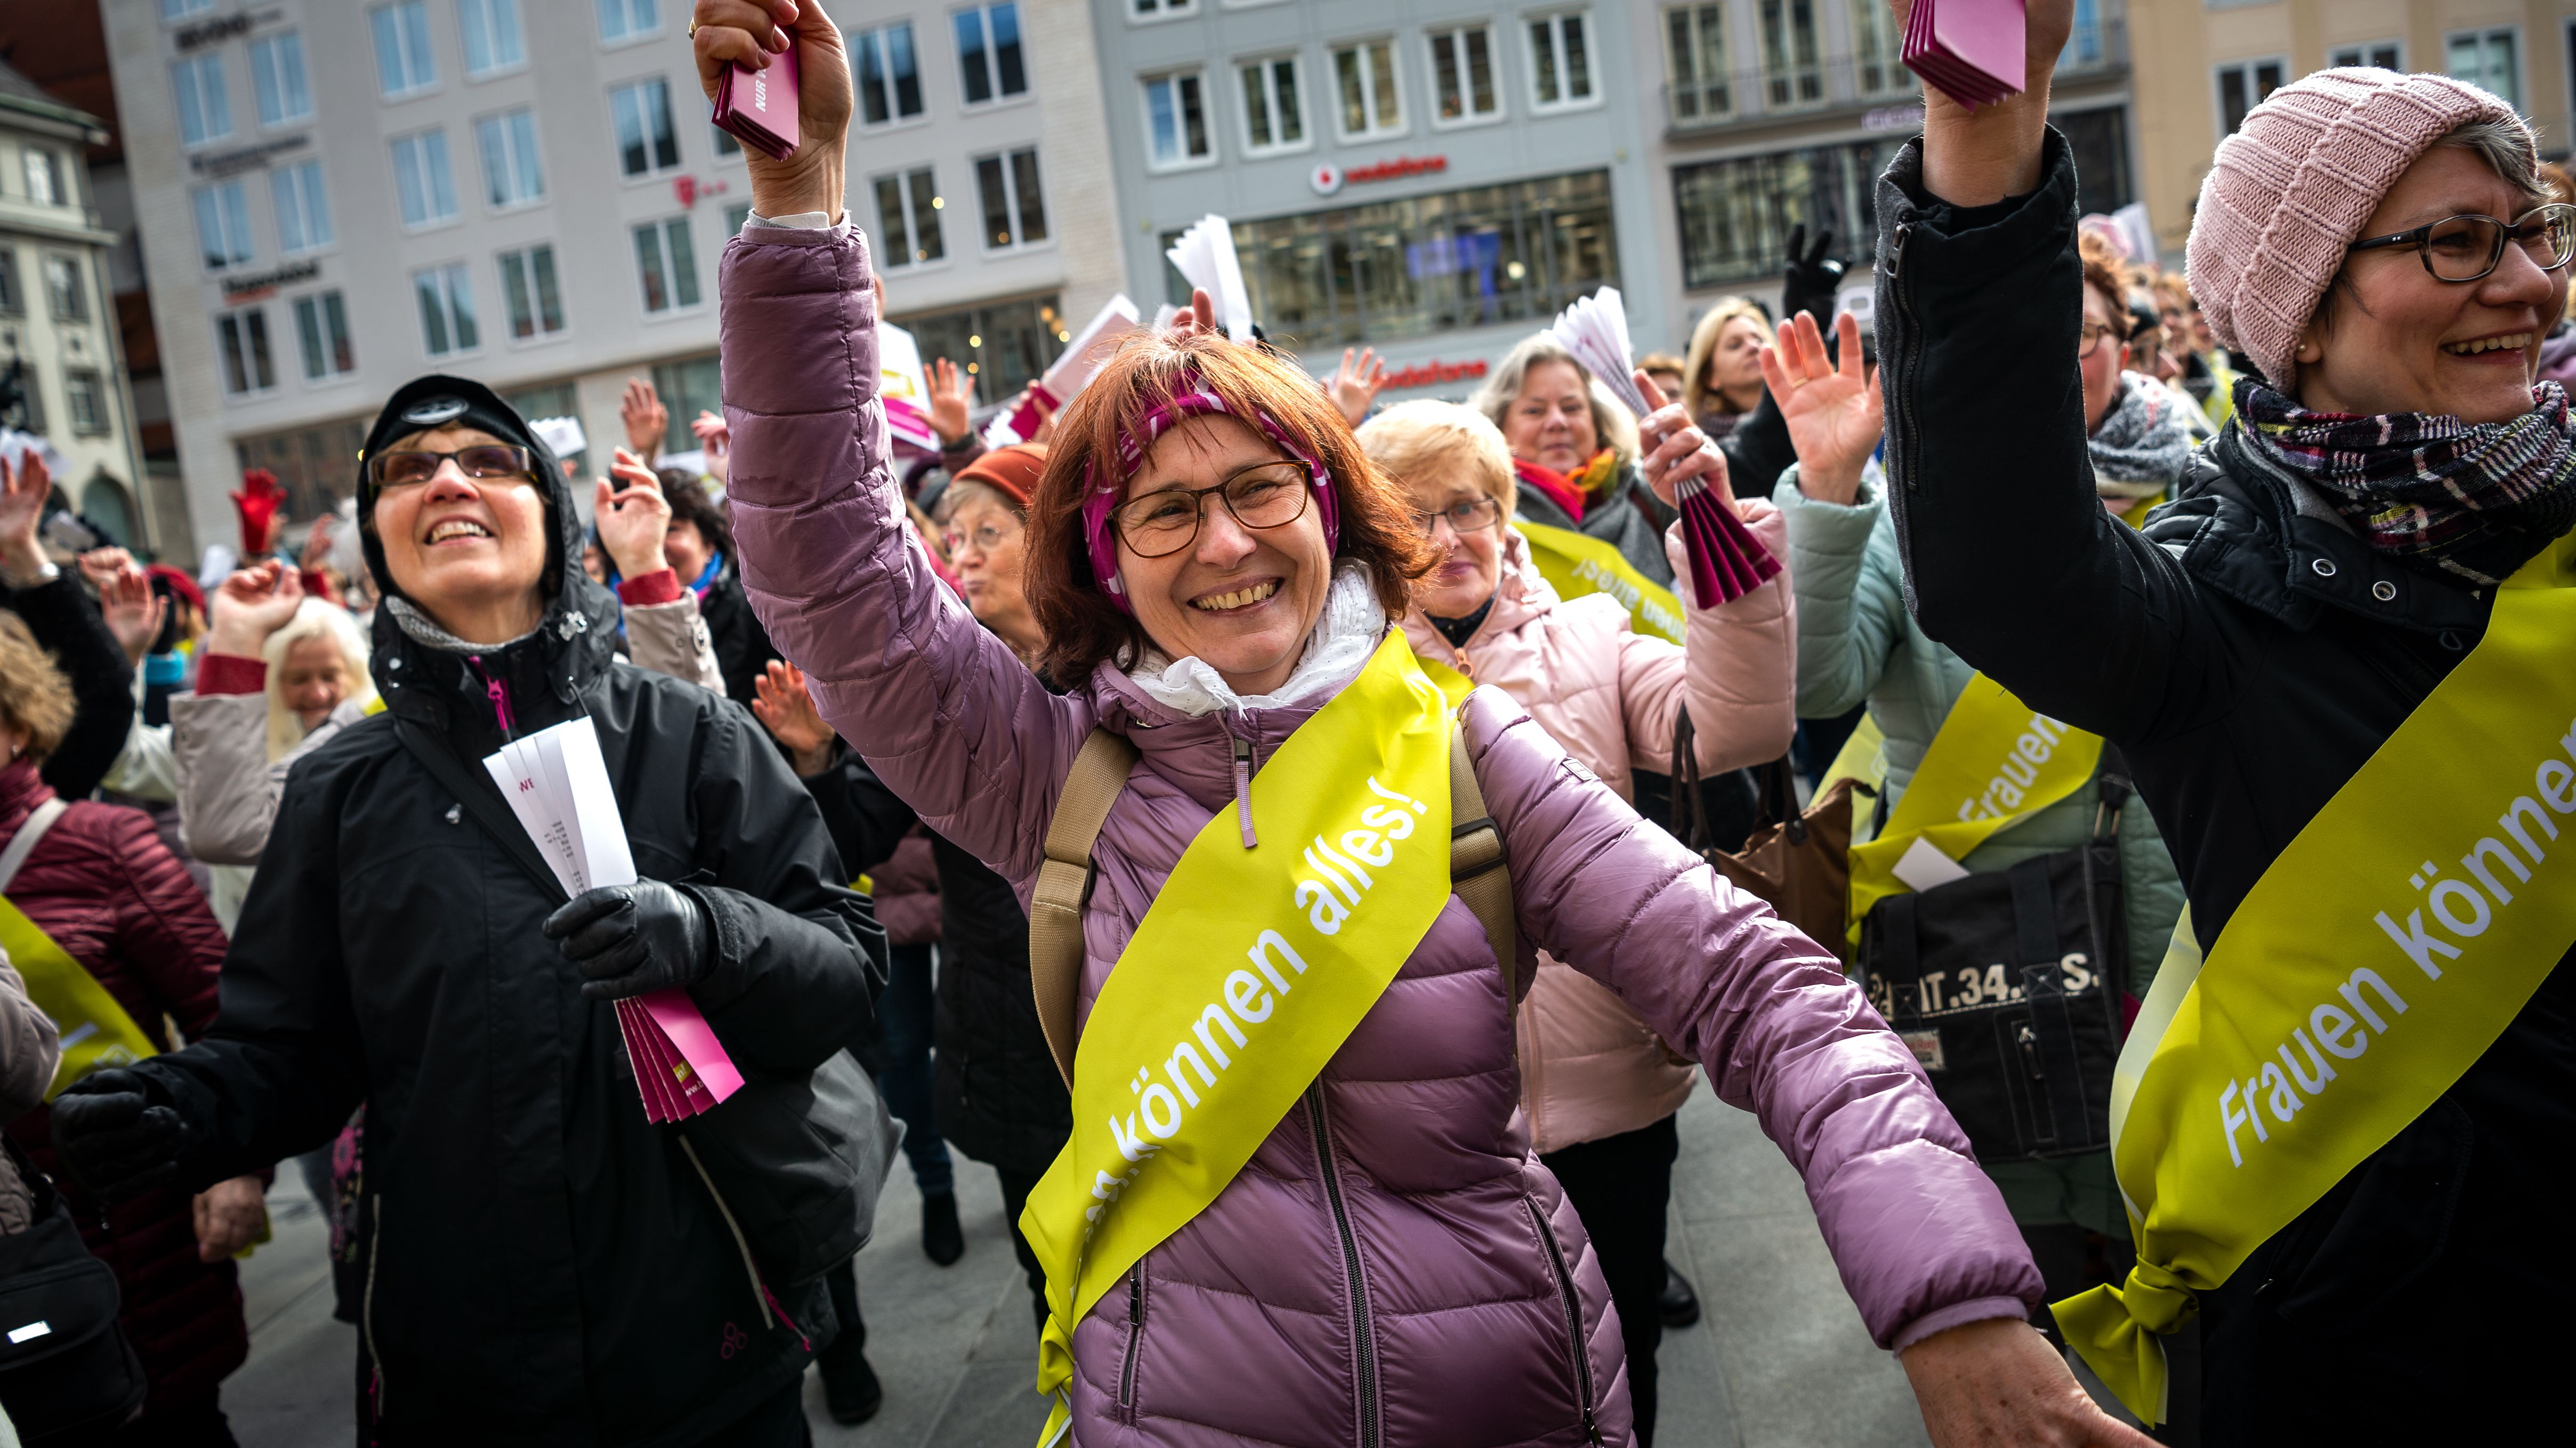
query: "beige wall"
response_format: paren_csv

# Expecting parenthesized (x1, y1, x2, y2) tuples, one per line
(2132, 0, 2576, 262)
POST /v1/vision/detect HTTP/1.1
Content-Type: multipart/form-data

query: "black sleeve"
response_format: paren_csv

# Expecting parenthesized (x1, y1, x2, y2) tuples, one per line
(1872, 130, 2215, 740)
(9, 576, 136, 800)
(1718, 386, 1796, 503)
(801, 745, 919, 877)
(681, 702, 887, 1074)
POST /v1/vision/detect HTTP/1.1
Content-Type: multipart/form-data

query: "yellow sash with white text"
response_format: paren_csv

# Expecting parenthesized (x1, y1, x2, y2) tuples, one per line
(0, 897, 159, 1099)
(1516, 521, 1687, 647)
(1020, 632, 1455, 1445)
(2052, 531, 2576, 1425)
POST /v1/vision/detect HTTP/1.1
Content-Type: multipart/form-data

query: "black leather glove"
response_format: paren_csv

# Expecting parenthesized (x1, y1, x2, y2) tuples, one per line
(51, 1067, 188, 1201)
(1779, 223, 1848, 330)
(544, 880, 714, 1001)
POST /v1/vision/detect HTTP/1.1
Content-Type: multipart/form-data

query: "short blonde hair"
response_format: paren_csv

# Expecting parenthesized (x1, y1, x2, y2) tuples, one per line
(1682, 298, 1774, 422)
(1356, 400, 1517, 518)
(263, 598, 375, 761)
(1468, 335, 1641, 471)
(0, 612, 74, 763)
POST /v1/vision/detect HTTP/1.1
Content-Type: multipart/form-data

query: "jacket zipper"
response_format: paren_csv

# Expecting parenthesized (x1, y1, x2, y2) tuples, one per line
(1117, 1261, 1147, 1420)
(465, 655, 514, 740)
(1305, 1084, 1380, 1448)
(1886, 221, 1923, 498)
(1227, 731, 1257, 848)
(1526, 1199, 1602, 1445)
(362, 1196, 388, 1422)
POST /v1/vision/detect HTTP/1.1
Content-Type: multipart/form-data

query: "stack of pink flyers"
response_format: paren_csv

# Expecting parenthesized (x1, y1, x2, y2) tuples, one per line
(1904, 0, 2026, 109)
(711, 46, 800, 160)
(483, 719, 745, 1123)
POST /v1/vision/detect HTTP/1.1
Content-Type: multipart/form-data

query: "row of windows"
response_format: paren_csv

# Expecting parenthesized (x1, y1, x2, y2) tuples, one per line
(0, 249, 93, 325)
(0, 357, 114, 439)
(869, 148, 1051, 271)
(2215, 27, 2535, 141)
(1661, 0, 1914, 124)
(1139, 12, 1597, 172)
(847, 4, 1030, 127)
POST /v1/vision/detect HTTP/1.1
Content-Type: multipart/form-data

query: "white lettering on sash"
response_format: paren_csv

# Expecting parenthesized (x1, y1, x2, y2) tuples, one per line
(1954, 713, 2071, 822)
(2214, 716, 2576, 1169)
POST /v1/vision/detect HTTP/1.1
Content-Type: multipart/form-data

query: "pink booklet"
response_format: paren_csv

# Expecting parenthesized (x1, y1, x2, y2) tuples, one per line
(713, 44, 800, 160)
(1904, 0, 2025, 109)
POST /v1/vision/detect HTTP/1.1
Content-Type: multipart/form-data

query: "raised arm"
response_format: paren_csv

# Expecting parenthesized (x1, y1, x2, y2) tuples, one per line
(1617, 507, 1798, 777)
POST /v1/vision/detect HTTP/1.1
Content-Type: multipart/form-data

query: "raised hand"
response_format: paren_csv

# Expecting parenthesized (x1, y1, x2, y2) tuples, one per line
(1166, 287, 1222, 342)
(1634, 368, 1737, 515)
(231, 467, 287, 559)
(620, 378, 669, 465)
(692, 0, 852, 221)
(691, 410, 732, 486)
(1328, 347, 1388, 427)
(93, 555, 168, 667)
(593, 448, 674, 582)
(0, 451, 52, 581)
(927, 358, 974, 444)
(1760, 310, 1884, 507)
(750, 659, 836, 774)
(205, 559, 305, 659)
(1899, 0, 2074, 206)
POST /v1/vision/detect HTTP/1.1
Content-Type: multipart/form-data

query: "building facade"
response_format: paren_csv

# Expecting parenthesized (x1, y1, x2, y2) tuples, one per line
(105, 0, 1121, 550)
(0, 62, 150, 551)
(1085, 0, 1670, 398)
(2129, 0, 2576, 265)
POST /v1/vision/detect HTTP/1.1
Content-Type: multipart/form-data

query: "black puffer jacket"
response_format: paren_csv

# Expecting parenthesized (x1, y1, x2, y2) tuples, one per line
(124, 434, 884, 1446)
(699, 557, 782, 708)
(1875, 130, 2575, 1444)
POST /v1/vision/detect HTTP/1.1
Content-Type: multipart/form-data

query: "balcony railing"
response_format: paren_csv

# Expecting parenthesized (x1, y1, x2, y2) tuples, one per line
(1667, 18, 2127, 134)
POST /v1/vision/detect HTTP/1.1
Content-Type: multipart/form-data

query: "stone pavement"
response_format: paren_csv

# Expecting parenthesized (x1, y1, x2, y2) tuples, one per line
(225, 1088, 1933, 1446)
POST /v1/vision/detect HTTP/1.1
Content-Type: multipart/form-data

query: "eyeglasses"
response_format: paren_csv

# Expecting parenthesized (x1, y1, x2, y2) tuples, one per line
(2078, 322, 2127, 360)
(941, 520, 1021, 557)
(1411, 495, 1503, 538)
(2345, 203, 2576, 282)
(367, 445, 535, 491)
(1111, 460, 1312, 559)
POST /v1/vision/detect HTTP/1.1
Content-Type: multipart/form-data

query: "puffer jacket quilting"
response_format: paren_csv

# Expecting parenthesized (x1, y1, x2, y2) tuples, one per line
(721, 219, 2040, 1445)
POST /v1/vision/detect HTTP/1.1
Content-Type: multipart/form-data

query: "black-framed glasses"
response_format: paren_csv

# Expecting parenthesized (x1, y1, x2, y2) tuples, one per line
(2078, 322, 2126, 360)
(1111, 460, 1311, 559)
(2346, 203, 2576, 282)
(366, 445, 535, 491)
(1411, 495, 1503, 538)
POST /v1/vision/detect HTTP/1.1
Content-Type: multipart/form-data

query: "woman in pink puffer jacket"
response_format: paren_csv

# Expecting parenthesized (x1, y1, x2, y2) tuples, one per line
(1362, 400, 1794, 1444)
(695, 15, 2154, 1447)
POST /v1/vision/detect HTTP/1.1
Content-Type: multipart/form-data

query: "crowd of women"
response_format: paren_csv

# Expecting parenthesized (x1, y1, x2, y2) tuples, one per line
(0, 0, 2566, 1444)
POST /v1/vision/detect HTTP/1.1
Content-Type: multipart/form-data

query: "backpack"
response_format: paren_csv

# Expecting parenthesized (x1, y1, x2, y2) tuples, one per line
(1025, 723, 1519, 1088)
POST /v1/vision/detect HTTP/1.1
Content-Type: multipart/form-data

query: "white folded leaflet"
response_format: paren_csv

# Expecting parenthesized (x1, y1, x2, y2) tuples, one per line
(982, 294, 1143, 448)
(1546, 287, 1653, 420)
(1164, 216, 1253, 342)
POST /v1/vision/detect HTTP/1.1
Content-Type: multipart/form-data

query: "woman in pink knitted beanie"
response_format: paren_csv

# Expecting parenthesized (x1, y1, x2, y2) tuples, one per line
(1846, 2, 2576, 1444)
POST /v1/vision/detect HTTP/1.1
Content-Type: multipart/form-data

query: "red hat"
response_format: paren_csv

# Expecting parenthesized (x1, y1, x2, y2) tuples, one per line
(951, 443, 1047, 509)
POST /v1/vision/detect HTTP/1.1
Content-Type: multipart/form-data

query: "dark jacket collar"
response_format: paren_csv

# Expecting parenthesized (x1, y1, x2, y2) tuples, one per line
(370, 577, 623, 740)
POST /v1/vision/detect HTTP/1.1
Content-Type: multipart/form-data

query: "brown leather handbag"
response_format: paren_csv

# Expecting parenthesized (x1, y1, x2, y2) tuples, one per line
(1669, 709, 1858, 963)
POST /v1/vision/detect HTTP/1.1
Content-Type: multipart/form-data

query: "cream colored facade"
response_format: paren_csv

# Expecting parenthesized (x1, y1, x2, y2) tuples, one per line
(2130, 0, 2576, 263)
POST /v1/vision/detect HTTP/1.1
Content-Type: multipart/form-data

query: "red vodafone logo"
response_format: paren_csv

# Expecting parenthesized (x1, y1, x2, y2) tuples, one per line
(1382, 359, 1489, 390)
(1310, 162, 1343, 196)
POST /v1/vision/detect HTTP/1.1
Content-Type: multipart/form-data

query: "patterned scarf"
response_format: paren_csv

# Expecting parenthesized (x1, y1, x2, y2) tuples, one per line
(2089, 372, 2208, 499)
(2231, 377, 2576, 586)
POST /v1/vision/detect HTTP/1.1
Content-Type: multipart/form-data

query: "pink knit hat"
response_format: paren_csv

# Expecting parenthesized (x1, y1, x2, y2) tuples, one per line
(2185, 68, 2533, 390)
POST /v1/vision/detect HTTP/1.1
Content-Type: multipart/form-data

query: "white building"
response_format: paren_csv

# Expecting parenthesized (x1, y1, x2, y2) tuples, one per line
(104, 0, 1121, 551)
(0, 61, 150, 549)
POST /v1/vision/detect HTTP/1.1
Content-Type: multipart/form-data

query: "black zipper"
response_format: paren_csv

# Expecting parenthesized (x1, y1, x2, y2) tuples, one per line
(1886, 221, 1922, 497)
(1305, 1085, 1380, 1448)
(1118, 1261, 1147, 1420)
(362, 1196, 388, 1422)
(1526, 1199, 1602, 1445)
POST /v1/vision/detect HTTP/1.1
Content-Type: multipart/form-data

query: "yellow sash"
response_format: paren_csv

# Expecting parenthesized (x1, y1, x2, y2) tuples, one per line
(1845, 674, 2104, 943)
(1020, 632, 1455, 1444)
(0, 897, 159, 1099)
(2052, 531, 2576, 1424)
(1516, 521, 1686, 646)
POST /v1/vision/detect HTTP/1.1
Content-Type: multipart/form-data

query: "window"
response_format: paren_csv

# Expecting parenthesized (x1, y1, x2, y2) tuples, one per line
(2215, 59, 2284, 136)
(372, 2, 437, 98)
(854, 22, 925, 125)
(64, 370, 106, 436)
(499, 245, 564, 339)
(1132, 0, 1192, 15)
(724, 201, 752, 234)
(217, 309, 276, 394)
(599, 0, 659, 43)
(1852, 0, 1913, 98)
(1527, 12, 1595, 111)
(273, 161, 333, 254)
(1758, 0, 1820, 109)
(478, 109, 544, 207)
(975, 148, 1047, 249)
(392, 131, 458, 226)
(956, 4, 1027, 106)
(2330, 42, 2403, 71)
(611, 78, 680, 177)
(7, 363, 38, 432)
(1333, 40, 1402, 137)
(1239, 56, 1306, 153)
(172, 54, 231, 146)
(712, 125, 741, 158)
(2447, 28, 2519, 109)
(22, 151, 64, 207)
(461, 0, 527, 76)
(0, 253, 20, 316)
(414, 263, 479, 355)
(1665, 5, 1733, 123)
(873, 168, 946, 268)
(1674, 139, 1902, 288)
(1142, 72, 1212, 167)
(192, 182, 254, 269)
(161, 0, 213, 18)
(1428, 26, 1499, 125)
(249, 32, 312, 125)
(293, 292, 355, 379)
(43, 256, 85, 322)
(895, 295, 1065, 400)
(633, 217, 700, 314)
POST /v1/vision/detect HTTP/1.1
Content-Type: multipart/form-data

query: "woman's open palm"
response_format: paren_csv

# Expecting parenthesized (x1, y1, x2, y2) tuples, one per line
(1762, 310, 1884, 505)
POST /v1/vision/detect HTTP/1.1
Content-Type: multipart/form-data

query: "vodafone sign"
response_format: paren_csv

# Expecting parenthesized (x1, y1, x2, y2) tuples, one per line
(1311, 155, 1448, 196)
(1382, 359, 1488, 390)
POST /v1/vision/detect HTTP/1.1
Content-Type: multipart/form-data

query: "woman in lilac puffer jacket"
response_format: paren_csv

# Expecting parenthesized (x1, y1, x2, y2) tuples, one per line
(692, 13, 2152, 1446)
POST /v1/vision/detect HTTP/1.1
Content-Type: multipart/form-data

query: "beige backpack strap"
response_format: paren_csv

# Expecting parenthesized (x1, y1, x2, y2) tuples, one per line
(1029, 729, 1141, 1090)
(1447, 723, 1520, 1005)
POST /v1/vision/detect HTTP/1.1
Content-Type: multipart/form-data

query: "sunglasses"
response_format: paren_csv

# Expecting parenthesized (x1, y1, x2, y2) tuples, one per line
(366, 444, 536, 492)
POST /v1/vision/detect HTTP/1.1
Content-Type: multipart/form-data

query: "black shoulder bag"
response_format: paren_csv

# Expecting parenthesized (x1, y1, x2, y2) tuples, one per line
(1855, 760, 2133, 1163)
(0, 1138, 147, 1444)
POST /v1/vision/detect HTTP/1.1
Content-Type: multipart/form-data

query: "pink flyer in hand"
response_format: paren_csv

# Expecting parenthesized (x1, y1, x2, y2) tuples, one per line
(640, 988, 746, 1109)
(1904, 0, 2026, 109)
